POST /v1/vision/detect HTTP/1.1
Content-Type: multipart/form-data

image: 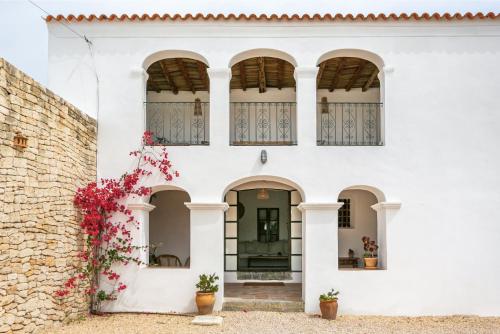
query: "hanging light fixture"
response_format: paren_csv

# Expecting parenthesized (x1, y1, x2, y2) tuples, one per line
(257, 188, 270, 200)
(194, 98, 202, 116)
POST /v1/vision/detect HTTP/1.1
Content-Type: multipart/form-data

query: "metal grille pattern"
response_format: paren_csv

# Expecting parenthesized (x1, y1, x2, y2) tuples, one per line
(145, 102, 209, 145)
(231, 102, 296, 145)
(318, 102, 382, 146)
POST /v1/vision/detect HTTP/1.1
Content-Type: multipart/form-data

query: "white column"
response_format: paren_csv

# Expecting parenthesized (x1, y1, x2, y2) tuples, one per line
(371, 202, 401, 269)
(298, 202, 343, 313)
(207, 68, 231, 147)
(295, 67, 319, 146)
(185, 203, 229, 311)
(127, 202, 156, 266)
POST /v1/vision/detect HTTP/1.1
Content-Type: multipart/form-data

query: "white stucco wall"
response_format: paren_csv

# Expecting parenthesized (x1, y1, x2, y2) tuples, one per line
(149, 190, 191, 265)
(47, 19, 500, 316)
(337, 189, 378, 259)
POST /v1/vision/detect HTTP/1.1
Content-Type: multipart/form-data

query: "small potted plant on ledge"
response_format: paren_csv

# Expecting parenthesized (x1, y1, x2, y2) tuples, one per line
(362, 236, 379, 269)
(195, 273, 219, 315)
(319, 288, 339, 320)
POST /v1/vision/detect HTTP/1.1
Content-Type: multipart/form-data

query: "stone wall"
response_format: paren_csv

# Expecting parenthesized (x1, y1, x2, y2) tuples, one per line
(0, 58, 97, 333)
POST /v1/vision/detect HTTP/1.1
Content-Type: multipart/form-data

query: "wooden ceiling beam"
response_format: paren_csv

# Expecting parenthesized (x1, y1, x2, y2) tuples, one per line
(239, 62, 247, 91)
(257, 57, 266, 93)
(277, 59, 283, 90)
(346, 60, 367, 92)
(159, 60, 178, 95)
(176, 59, 195, 94)
(362, 69, 379, 92)
(197, 62, 209, 92)
(148, 79, 162, 93)
(317, 62, 326, 87)
(329, 58, 346, 92)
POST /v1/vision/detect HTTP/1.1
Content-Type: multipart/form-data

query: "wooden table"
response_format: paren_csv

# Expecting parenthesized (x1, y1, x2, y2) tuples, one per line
(339, 257, 359, 268)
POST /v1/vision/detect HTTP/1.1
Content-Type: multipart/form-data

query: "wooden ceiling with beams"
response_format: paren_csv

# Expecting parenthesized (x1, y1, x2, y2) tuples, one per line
(230, 57, 296, 92)
(146, 58, 209, 93)
(146, 56, 379, 94)
(317, 57, 380, 92)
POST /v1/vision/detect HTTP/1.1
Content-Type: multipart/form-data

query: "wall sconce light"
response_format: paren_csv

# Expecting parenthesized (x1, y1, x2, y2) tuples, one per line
(260, 150, 267, 164)
(13, 131, 28, 149)
(194, 98, 202, 116)
(321, 96, 329, 114)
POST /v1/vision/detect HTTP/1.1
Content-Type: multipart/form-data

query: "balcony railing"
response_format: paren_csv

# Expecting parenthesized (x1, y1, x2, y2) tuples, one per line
(317, 102, 382, 146)
(145, 102, 209, 145)
(230, 102, 297, 145)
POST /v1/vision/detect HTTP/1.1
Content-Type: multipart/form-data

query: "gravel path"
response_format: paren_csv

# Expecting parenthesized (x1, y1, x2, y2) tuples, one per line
(39, 312, 500, 334)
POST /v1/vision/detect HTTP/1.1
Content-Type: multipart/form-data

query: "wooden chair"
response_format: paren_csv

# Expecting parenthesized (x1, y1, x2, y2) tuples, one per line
(157, 254, 182, 267)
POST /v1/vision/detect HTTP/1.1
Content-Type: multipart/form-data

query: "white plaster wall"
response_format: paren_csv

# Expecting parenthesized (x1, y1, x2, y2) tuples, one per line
(48, 20, 500, 316)
(337, 189, 378, 258)
(149, 190, 190, 264)
(238, 189, 289, 241)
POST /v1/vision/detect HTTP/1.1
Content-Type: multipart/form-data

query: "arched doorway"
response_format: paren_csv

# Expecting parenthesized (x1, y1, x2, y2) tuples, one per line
(144, 53, 210, 145)
(222, 177, 304, 309)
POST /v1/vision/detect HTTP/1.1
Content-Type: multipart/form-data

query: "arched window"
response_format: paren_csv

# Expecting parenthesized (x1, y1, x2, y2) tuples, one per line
(337, 187, 382, 270)
(229, 50, 297, 145)
(317, 50, 384, 146)
(144, 53, 210, 145)
(149, 190, 191, 268)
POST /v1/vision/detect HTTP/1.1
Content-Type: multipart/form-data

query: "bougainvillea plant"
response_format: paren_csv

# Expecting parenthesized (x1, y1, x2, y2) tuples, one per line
(55, 131, 178, 313)
(362, 236, 379, 258)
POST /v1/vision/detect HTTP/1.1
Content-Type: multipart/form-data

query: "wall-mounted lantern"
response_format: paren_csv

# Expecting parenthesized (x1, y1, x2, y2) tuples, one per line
(260, 150, 267, 164)
(194, 98, 202, 116)
(321, 96, 329, 114)
(13, 131, 28, 149)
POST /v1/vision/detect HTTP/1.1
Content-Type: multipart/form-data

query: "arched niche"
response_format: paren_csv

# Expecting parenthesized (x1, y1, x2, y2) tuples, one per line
(148, 188, 192, 268)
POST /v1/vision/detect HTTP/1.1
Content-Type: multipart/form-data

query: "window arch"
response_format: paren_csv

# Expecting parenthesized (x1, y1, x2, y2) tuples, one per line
(316, 49, 384, 146)
(148, 189, 191, 268)
(143, 51, 210, 146)
(336, 185, 386, 270)
(229, 49, 297, 146)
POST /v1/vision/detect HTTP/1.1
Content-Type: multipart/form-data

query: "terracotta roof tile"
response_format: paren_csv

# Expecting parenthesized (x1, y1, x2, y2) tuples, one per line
(45, 12, 499, 23)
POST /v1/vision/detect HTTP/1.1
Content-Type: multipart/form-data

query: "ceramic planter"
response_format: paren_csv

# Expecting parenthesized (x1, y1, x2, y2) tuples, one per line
(319, 300, 338, 320)
(195, 292, 215, 315)
(364, 257, 378, 269)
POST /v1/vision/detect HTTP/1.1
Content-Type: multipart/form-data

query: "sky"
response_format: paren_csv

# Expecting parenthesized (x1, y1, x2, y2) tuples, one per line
(0, 0, 499, 85)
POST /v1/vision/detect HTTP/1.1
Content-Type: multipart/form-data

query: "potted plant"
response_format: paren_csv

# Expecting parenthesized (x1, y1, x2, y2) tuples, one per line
(319, 288, 339, 320)
(362, 236, 379, 269)
(195, 273, 219, 315)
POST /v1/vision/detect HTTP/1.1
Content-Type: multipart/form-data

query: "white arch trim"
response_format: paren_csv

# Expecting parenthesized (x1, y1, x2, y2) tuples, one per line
(316, 49, 385, 71)
(222, 175, 305, 201)
(338, 185, 386, 203)
(229, 48, 298, 68)
(143, 50, 210, 70)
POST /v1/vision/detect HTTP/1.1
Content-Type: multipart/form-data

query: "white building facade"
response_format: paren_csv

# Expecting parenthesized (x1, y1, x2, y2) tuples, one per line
(46, 13, 500, 316)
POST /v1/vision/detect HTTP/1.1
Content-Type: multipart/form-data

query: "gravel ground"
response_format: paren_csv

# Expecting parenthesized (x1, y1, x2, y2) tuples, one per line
(39, 312, 500, 334)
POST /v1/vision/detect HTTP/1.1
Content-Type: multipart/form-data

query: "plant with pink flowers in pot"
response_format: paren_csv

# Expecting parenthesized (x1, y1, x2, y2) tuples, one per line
(362, 236, 379, 269)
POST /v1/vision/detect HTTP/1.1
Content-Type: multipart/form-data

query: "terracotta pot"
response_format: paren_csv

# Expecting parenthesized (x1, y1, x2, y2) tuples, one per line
(195, 292, 215, 315)
(364, 257, 378, 269)
(319, 300, 338, 320)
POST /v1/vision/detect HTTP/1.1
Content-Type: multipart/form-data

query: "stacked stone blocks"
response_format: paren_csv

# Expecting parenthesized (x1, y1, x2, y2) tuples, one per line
(0, 58, 97, 333)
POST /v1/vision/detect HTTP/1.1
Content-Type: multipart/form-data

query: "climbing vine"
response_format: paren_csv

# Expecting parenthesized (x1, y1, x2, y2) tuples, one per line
(56, 131, 178, 312)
